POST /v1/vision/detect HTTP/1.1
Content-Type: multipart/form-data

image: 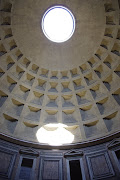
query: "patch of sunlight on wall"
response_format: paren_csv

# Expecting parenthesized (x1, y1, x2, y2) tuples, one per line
(36, 123, 75, 145)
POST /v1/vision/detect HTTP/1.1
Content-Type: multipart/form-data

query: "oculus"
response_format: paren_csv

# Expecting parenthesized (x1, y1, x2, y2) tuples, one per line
(42, 6, 75, 43)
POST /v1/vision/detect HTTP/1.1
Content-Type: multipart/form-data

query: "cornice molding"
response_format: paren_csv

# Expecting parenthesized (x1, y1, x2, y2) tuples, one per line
(64, 149, 83, 157)
(19, 148, 39, 156)
(0, 131, 120, 150)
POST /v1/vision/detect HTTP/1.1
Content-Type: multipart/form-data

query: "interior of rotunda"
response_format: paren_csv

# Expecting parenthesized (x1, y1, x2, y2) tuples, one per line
(0, 0, 120, 179)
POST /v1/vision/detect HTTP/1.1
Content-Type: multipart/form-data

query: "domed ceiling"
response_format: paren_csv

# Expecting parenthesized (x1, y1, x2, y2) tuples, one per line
(0, 0, 120, 146)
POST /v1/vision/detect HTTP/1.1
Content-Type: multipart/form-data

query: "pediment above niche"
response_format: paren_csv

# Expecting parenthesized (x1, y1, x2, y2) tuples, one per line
(107, 138, 120, 149)
(64, 149, 83, 157)
(19, 148, 39, 156)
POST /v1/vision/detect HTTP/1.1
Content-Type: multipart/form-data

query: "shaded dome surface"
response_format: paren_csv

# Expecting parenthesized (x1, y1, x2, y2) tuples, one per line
(0, 0, 120, 146)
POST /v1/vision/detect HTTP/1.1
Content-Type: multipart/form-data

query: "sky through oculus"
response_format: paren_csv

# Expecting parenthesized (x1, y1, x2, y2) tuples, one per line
(42, 6, 75, 43)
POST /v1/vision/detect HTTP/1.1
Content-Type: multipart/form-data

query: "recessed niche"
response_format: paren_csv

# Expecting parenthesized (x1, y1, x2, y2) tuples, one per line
(44, 110, 58, 123)
(94, 64, 110, 78)
(40, 68, 49, 78)
(95, 49, 104, 60)
(111, 43, 120, 56)
(2, 76, 17, 92)
(6, 56, 15, 70)
(117, 29, 120, 40)
(103, 111, 118, 131)
(100, 39, 109, 50)
(30, 64, 39, 74)
(62, 82, 71, 92)
(50, 71, 58, 79)
(76, 90, 91, 105)
(22, 122, 38, 140)
(94, 65, 103, 78)
(88, 57, 97, 67)
(84, 73, 97, 86)
(62, 95, 74, 107)
(14, 85, 30, 100)
(73, 78, 85, 90)
(3, 113, 18, 134)
(104, 3, 115, 12)
(103, 74, 118, 91)
(61, 71, 68, 79)
(29, 91, 44, 105)
(0, 44, 7, 56)
(23, 73, 35, 86)
(0, 68, 5, 77)
(104, 27, 113, 38)
(4, 28, 13, 39)
(1, 16, 11, 25)
(106, 16, 115, 25)
(5, 99, 24, 116)
(79, 63, 90, 74)
(70, 68, 79, 78)
(24, 106, 41, 121)
(90, 84, 107, 99)
(48, 82, 58, 92)
(15, 50, 23, 60)
(84, 120, 99, 138)
(36, 79, 46, 91)
(103, 55, 114, 69)
(96, 97, 116, 115)
(11, 66, 25, 79)
(62, 109, 77, 123)
(114, 64, 120, 77)
(9, 40, 17, 51)
(80, 104, 97, 121)
(0, 2, 12, 12)
(19, 58, 30, 68)
(112, 88, 120, 105)
(0, 90, 8, 107)
(46, 95, 58, 107)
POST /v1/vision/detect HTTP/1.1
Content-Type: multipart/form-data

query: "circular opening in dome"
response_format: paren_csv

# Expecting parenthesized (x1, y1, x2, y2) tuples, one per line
(42, 6, 75, 43)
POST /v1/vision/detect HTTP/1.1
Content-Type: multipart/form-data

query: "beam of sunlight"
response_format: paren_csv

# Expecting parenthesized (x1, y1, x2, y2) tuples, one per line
(36, 123, 74, 146)
(42, 6, 75, 43)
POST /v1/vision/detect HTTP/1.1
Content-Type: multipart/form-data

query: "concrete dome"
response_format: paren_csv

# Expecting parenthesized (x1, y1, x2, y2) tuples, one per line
(0, 0, 120, 146)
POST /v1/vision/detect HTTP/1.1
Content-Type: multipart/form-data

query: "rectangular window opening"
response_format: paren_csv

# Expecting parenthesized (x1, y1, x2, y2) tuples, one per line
(69, 160, 82, 180)
(19, 158, 33, 180)
(115, 150, 120, 165)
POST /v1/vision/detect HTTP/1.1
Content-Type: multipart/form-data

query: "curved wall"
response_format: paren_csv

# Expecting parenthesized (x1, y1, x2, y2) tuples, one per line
(0, 138, 120, 180)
